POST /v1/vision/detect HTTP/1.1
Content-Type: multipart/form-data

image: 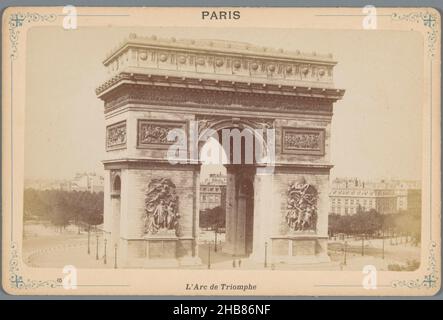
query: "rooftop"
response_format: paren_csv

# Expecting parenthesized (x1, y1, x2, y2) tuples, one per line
(103, 33, 336, 66)
(96, 34, 344, 102)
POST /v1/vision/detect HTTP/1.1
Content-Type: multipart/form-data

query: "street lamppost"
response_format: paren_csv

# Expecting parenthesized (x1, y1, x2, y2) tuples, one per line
(207, 242, 211, 269)
(343, 240, 347, 265)
(96, 235, 99, 260)
(114, 244, 118, 269)
(382, 229, 385, 260)
(87, 225, 91, 255)
(214, 227, 218, 252)
(104, 239, 107, 264)
(361, 234, 365, 256)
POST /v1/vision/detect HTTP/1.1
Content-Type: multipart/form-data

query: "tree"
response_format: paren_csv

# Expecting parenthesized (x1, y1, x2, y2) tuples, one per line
(199, 206, 225, 229)
(329, 209, 383, 236)
(23, 188, 104, 229)
(329, 214, 351, 236)
(24, 189, 50, 220)
(82, 191, 104, 225)
(48, 191, 70, 231)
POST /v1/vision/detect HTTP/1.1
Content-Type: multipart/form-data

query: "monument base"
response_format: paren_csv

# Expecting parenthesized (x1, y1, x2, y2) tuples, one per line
(221, 242, 237, 256)
(268, 235, 329, 264)
(118, 235, 200, 268)
(271, 254, 331, 265)
(143, 258, 180, 268)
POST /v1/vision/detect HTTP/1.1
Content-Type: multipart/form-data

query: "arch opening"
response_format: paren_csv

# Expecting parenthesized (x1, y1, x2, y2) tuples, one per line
(198, 124, 259, 263)
(112, 175, 121, 194)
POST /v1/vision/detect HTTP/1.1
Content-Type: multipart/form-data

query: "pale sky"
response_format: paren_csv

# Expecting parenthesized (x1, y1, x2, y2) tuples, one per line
(25, 27, 423, 181)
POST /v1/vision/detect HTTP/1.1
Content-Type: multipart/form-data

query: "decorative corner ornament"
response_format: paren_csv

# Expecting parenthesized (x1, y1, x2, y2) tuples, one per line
(9, 13, 57, 59)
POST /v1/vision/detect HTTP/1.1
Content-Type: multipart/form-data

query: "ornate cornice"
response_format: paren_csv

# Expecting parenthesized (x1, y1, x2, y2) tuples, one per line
(98, 77, 342, 116)
(103, 158, 201, 170)
(96, 72, 344, 98)
(102, 158, 333, 172)
(272, 163, 333, 174)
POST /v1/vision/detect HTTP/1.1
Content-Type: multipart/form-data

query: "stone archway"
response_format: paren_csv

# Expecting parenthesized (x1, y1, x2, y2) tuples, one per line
(97, 34, 345, 267)
(197, 119, 270, 259)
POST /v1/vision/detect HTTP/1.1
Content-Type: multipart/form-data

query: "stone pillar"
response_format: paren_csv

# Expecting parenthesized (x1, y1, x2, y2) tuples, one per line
(193, 169, 200, 258)
(110, 194, 121, 251)
(269, 169, 331, 264)
(223, 166, 255, 257)
(250, 172, 273, 262)
(223, 169, 237, 255)
(235, 192, 247, 256)
(102, 170, 112, 246)
(179, 167, 202, 266)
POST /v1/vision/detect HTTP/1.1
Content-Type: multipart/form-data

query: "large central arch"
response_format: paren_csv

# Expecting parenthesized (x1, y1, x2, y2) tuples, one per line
(96, 34, 345, 267)
(198, 119, 268, 258)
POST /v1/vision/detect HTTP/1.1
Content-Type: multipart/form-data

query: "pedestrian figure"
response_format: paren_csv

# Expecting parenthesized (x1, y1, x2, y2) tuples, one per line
(238, 260, 242, 268)
(232, 260, 236, 268)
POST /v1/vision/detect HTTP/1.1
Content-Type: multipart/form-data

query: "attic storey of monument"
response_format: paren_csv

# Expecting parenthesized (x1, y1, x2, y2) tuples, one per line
(96, 34, 344, 268)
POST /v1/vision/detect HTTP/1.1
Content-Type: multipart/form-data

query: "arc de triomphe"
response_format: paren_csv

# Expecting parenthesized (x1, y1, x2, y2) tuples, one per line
(96, 34, 345, 267)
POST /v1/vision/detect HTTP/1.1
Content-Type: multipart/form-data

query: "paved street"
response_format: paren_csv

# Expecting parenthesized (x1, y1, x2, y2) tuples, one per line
(23, 223, 420, 271)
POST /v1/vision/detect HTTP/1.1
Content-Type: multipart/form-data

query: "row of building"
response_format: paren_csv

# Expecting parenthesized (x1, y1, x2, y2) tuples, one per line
(25, 172, 104, 193)
(27, 170, 226, 208)
(199, 175, 422, 216)
(329, 178, 421, 215)
(26, 171, 421, 216)
(199, 173, 227, 211)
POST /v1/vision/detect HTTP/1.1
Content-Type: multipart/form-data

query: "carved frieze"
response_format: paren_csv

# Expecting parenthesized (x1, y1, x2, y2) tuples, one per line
(131, 50, 334, 83)
(143, 178, 180, 236)
(106, 121, 126, 150)
(282, 127, 325, 155)
(103, 84, 334, 115)
(137, 120, 186, 149)
(286, 177, 318, 232)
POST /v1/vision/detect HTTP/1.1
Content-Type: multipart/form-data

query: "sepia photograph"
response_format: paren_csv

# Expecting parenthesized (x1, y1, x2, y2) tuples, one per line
(2, 6, 440, 296)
